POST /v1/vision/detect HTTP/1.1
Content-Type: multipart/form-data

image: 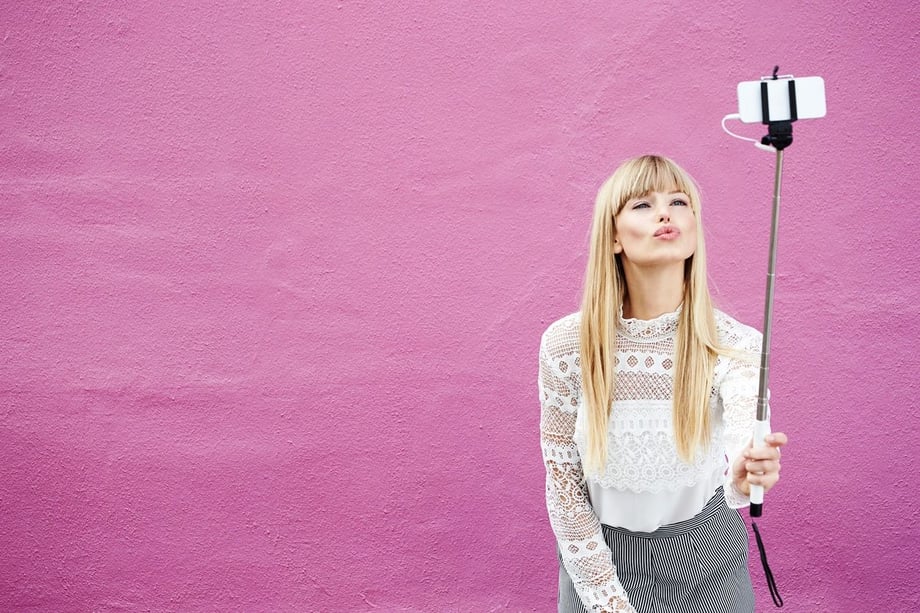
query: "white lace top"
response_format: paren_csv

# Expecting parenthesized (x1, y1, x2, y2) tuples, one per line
(538, 307, 765, 612)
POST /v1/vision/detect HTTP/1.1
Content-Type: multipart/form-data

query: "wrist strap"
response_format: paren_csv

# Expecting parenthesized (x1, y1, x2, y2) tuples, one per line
(752, 521, 784, 608)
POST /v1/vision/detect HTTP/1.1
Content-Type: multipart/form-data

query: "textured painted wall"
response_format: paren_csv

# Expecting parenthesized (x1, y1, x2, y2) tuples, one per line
(1, 1, 918, 611)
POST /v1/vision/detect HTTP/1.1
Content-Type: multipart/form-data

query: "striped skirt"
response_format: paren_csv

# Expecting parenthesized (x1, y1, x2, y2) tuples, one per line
(557, 487, 755, 613)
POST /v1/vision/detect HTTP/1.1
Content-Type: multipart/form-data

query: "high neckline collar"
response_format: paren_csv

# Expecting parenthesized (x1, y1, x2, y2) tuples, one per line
(617, 304, 682, 340)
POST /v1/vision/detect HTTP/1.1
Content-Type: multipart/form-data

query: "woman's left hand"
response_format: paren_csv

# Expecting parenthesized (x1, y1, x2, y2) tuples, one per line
(731, 432, 788, 496)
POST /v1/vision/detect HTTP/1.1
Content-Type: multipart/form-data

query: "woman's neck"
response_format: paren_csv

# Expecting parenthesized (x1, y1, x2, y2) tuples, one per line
(622, 265, 684, 320)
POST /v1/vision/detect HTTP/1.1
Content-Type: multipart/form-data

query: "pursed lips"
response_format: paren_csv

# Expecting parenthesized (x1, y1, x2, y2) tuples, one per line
(654, 225, 680, 238)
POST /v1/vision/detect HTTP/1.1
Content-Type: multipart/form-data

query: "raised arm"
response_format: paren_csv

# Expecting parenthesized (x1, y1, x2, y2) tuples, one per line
(718, 322, 790, 506)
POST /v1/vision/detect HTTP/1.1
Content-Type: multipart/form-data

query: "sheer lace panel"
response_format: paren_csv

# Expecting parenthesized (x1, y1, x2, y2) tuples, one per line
(540, 315, 636, 612)
(578, 327, 721, 492)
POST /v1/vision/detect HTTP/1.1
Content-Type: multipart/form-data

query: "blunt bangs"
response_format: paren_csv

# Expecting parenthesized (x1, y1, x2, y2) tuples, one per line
(614, 155, 698, 213)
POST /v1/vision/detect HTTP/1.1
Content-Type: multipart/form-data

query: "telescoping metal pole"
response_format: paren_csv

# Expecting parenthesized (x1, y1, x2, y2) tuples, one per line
(749, 147, 783, 518)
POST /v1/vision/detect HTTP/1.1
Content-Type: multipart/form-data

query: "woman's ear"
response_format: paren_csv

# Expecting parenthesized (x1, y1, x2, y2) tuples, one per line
(613, 238, 622, 254)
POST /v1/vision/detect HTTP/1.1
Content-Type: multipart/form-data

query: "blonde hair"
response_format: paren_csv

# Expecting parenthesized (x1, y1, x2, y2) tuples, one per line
(579, 154, 722, 474)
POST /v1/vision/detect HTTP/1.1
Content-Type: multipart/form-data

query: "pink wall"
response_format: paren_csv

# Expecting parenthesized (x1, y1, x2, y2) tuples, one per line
(2, 1, 918, 611)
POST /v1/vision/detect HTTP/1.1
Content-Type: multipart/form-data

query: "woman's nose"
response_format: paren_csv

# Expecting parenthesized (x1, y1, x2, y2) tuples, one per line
(658, 208, 670, 222)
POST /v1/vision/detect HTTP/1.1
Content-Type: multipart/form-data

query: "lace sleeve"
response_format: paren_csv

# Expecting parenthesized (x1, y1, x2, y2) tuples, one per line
(718, 324, 767, 508)
(539, 328, 635, 613)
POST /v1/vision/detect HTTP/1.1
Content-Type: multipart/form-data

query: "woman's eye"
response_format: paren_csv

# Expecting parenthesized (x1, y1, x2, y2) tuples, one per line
(671, 199, 689, 207)
(632, 202, 650, 209)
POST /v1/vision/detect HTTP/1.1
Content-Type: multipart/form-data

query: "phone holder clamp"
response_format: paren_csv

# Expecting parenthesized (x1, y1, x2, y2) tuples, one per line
(760, 67, 796, 151)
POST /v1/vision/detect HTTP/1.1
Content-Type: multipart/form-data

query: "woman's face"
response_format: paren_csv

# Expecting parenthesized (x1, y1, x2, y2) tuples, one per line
(613, 190, 697, 268)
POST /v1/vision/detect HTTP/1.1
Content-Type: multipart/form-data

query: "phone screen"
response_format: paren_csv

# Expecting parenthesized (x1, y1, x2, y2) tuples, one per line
(737, 76, 826, 124)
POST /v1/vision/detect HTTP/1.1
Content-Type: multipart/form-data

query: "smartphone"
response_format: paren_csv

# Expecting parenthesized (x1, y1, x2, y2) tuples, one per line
(737, 76, 826, 124)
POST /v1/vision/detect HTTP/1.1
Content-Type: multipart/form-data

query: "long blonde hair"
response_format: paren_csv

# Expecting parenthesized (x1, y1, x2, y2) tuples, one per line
(579, 155, 722, 474)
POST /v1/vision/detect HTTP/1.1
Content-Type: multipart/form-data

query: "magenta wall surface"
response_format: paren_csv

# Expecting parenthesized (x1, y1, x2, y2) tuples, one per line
(2, 1, 918, 611)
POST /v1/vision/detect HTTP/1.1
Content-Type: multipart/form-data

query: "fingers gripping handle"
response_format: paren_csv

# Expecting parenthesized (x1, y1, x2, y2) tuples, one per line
(749, 419, 771, 517)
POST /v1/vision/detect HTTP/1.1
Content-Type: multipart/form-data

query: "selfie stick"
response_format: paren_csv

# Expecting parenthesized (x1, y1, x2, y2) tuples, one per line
(750, 67, 796, 518)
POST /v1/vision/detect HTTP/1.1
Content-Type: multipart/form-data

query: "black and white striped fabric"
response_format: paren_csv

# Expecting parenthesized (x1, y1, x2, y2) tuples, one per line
(557, 487, 755, 613)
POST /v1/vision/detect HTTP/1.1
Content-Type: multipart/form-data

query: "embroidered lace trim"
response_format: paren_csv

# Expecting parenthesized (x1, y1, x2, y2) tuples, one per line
(617, 304, 681, 341)
(574, 403, 727, 492)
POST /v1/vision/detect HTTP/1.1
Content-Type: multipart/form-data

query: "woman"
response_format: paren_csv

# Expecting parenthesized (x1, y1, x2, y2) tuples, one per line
(538, 155, 788, 613)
